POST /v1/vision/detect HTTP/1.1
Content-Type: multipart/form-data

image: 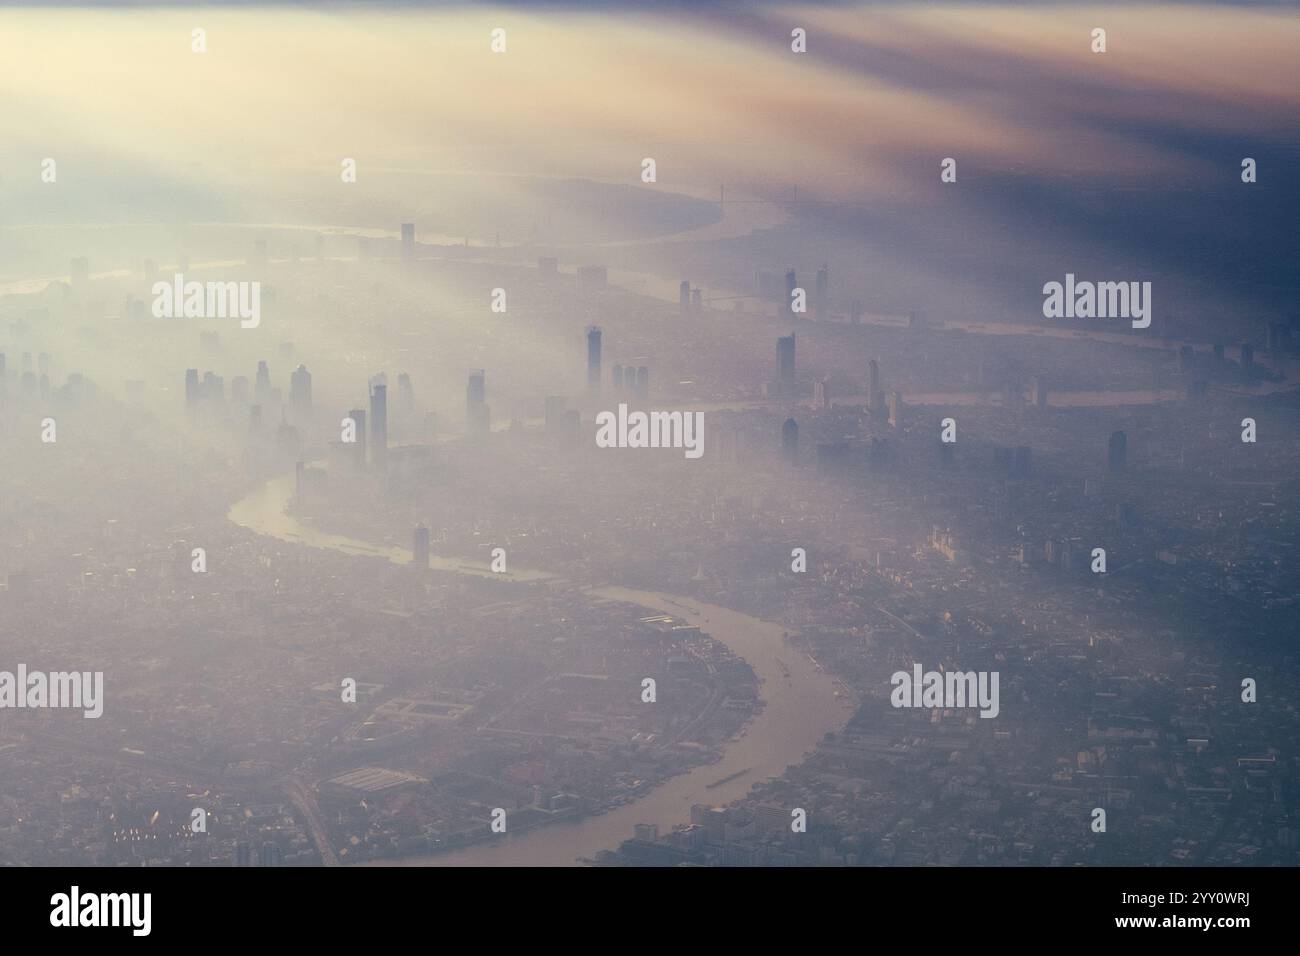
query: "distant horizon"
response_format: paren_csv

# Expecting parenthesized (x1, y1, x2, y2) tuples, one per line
(1, 1, 1297, 912)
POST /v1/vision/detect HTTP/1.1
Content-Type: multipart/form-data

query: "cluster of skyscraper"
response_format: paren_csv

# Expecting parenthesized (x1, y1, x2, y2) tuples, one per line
(586, 325, 649, 401)
(0, 350, 95, 407)
(0, 351, 64, 401)
(183, 360, 312, 433)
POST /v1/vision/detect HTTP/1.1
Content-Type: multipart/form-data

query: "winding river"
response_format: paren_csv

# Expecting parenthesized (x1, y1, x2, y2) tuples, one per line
(228, 473, 852, 866)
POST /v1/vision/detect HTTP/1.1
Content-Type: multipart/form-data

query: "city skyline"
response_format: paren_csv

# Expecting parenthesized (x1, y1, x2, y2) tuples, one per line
(0, 5, 1296, 909)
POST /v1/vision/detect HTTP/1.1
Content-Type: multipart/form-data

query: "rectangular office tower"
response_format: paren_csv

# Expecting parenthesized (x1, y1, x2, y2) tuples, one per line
(290, 364, 312, 423)
(370, 384, 388, 470)
(413, 524, 430, 568)
(777, 333, 796, 394)
(467, 370, 489, 433)
(587, 326, 602, 392)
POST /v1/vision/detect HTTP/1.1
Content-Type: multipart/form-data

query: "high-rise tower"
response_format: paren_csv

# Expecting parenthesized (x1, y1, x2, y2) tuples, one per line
(370, 382, 388, 470)
(467, 370, 489, 433)
(290, 364, 312, 422)
(586, 326, 602, 393)
(777, 334, 796, 394)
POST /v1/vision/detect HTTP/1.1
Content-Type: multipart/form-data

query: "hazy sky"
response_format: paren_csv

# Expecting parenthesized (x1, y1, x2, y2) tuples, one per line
(3, 5, 1296, 214)
(2, 4, 1296, 327)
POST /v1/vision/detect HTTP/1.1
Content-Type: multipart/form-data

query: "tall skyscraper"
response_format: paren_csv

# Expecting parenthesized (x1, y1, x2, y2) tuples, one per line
(413, 524, 430, 568)
(1108, 430, 1127, 473)
(255, 361, 271, 406)
(785, 269, 797, 317)
(370, 382, 388, 470)
(586, 326, 602, 392)
(466, 370, 485, 407)
(867, 358, 881, 411)
(290, 364, 312, 421)
(348, 408, 367, 470)
(467, 370, 489, 433)
(679, 280, 691, 315)
(782, 418, 799, 462)
(401, 223, 415, 261)
(777, 334, 796, 394)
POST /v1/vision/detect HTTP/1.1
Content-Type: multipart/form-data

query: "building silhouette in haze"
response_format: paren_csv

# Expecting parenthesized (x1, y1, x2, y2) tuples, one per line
(370, 383, 388, 470)
(777, 333, 796, 395)
(467, 370, 489, 433)
(587, 326, 602, 393)
(413, 524, 430, 568)
(290, 364, 312, 422)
